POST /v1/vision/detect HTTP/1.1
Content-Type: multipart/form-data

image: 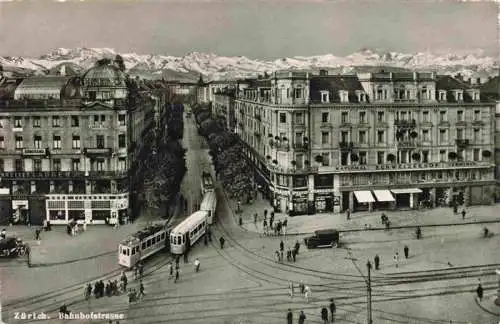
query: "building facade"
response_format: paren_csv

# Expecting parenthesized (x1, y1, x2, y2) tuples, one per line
(0, 64, 161, 225)
(225, 70, 495, 215)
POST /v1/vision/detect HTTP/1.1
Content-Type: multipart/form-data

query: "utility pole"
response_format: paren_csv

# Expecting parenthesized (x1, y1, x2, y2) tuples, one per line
(367, 261, 373, 324)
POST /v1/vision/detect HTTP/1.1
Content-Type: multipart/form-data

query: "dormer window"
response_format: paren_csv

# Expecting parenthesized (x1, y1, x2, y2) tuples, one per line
(420, 86, 428, 100)
(466, 89, 480, 102)
(356, 91, 366, 102)
(438, 90, 446, 101)
(320, 91, 329, 103)
(454, 90, 463, 101)
(376, 87, 383, 100)
(339, 90, 349, 103)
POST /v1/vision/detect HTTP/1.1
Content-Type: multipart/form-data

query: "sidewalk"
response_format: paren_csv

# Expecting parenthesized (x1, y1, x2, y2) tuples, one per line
(225, 192, 500, 235)
(3, 210, 173, 267)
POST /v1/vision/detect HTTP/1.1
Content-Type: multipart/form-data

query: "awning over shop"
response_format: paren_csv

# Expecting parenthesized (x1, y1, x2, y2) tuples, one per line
(354, 190, 375, 203)
(372, 190, 395, 202)
(390, 188, 423, 194)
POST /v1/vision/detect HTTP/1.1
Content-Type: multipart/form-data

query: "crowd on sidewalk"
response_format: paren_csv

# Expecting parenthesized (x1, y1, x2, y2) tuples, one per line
(286, 297, 337, 324)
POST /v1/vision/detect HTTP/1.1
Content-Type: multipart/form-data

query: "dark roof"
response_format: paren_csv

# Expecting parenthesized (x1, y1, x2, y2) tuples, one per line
(435, 75, 481, 102)
(0, 78, 20, 99)
(309, 75, 364, 103)
(480, 76, 499, 100)
(436, 75, 471, 91)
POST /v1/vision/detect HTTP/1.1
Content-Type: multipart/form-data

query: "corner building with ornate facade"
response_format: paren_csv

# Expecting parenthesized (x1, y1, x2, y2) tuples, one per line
(231, 70, 495, 215)
(0, 65, 161, 225)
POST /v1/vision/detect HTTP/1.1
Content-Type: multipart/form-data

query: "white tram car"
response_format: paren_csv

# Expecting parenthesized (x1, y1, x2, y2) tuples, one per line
(201, 171, 214, 195)
(199, 191, 217, 224)
(170, 210, 208, 255)
(118, 222, 169, 268)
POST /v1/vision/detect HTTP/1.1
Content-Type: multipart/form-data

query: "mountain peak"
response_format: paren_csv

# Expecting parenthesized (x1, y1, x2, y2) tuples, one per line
(1, 47, 498, 81)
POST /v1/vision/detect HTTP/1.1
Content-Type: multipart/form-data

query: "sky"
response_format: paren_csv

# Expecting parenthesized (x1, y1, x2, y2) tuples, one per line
(0, 0, 497, 59)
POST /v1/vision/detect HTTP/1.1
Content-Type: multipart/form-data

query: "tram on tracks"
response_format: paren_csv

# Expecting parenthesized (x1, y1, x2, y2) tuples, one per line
(201, 171, 214, 195)
(199, 191, 216, 224)
(170, 210, 208, 255)
(118, 222, 169, 268)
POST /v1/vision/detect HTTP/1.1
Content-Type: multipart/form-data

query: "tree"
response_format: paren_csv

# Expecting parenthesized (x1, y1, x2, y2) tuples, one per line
(114, 54, 126, 72)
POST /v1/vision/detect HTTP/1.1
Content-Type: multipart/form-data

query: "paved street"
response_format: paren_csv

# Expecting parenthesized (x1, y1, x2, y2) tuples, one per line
(1, 110, 499, 324)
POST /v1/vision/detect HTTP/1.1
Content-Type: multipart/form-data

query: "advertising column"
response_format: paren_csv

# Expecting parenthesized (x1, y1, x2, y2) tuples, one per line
(333, 174, 341, 213)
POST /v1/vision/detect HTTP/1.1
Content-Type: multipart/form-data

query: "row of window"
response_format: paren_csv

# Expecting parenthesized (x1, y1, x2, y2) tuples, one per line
(288, 148, 485, 168)
(340, 170, 491, 186)
(318, 128, 483, 145)
(0, 158, 127, 172)
(0, 134, 126, 150)
(0, 114, 127, 128)
(276, 109, 484, 125)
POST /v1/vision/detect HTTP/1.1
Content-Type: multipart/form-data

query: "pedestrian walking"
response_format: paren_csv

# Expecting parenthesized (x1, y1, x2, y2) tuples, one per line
(168, 262, 173, 278)
(280, 240, 284, 260)
(35, 228, 41, 241)
(174, 269, 180, 283)
(275, 250, 281, 262)
(84, 283, 90, 300)
(264, 209, 268, 221)
(134, 265, 138, 280)
(120, 272, 128, 292)
(138, 281, 145, 300)
(304, 285, 311, 302)
(139, 263, 144, 278)
(253, 213, 257, 224)
(321, 307, 329, 324)
(287, 248, 292, 262)
(404, 245, 409, 259)
(282, 219, 287, 236)
(346, 208, 351, 220)
(461, 209, 466, 220)
(270, 213, 274, 229)
(263, 219, 268, 235)
(299, 281, 305, 295)
(294, 241, 300, 255)
(476, 283, 483, 301)
(286, 308, 293, 324)
(298, 310, 306, 324)
(374, 254, 380, 270)
(394, 252, 399, 268)
(207, 228, 212, 242)
(219, 236, 225, 249)
(292, 248, 297, 262)
(329, 298, 336, 322)
(289, 281, 294, 298)
(453, 204, 458, 214)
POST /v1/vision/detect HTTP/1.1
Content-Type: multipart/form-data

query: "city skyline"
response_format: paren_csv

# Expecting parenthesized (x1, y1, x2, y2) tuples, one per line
(0, 0, 497, 59)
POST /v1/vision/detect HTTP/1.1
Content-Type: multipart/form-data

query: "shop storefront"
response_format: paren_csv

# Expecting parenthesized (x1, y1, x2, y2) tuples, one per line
(12, 200, 29, 225)
(353, 190, 375, 212)
(391, 188, 422, 209)
(372, 190, 395, 211)
(290, 191, 308, 216)
(314, 192, 334, 213)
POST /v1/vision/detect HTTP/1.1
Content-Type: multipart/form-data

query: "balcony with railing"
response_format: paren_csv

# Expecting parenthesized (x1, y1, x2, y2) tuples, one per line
(455, 139, 470, 149)
(395, 119, 417, 128)
(397, 139, 417, 149)
(293, 142, 309, 151)
(339, 141, 354, 152)
(84, 148, 112, 156)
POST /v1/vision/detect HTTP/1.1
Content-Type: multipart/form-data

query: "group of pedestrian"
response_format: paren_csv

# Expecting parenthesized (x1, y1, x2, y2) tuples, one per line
(86, 279, 121, 299)
(286, 298, 336, 324)
(66, 219, 85, 236)
(134, 261, 145, 280)
(168, 257, 181, 283)
(287, 309, 306, 324)
(370, 245, 410, 270)
(276, 240, 300, 263)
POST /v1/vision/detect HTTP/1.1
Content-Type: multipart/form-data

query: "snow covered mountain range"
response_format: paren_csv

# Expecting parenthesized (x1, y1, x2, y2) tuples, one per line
(0, 47, 498, 82)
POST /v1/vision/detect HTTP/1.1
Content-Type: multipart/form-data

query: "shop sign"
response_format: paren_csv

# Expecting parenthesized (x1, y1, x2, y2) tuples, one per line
(315, 192, 333, 197)
(22, 148, 46, 156)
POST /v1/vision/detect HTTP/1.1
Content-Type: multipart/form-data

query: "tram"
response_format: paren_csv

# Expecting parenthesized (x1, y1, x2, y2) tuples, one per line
(199, 191, 217, 224)
(170, 210, 208, 255)
(118, 222, 169, 268)
(201, 171, 214, 195)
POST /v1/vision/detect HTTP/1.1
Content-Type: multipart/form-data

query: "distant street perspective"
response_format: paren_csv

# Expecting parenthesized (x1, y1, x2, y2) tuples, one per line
(0, 1, 499, 324)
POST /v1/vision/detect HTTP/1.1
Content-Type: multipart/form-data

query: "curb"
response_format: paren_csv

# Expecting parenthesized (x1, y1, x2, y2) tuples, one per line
(240, 219, 500, 237)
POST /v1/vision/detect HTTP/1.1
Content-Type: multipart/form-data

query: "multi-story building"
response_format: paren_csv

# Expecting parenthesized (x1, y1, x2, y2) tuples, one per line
(228, 70, 495, 215)
(0, 64, 161, 225)
(480, 75, 500, 199)
(213, 88, 236, 131)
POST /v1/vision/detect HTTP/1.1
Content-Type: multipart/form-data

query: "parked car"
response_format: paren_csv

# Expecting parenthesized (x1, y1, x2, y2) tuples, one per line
(0, 237, 27, 258)
(304, 229, 340, 249)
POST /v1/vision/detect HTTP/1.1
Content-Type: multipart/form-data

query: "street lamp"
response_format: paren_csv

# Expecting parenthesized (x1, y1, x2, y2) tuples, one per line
(367, 261, 373, 324)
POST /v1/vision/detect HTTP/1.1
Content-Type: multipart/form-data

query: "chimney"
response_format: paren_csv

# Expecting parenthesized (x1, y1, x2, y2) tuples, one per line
(319, 69, 328, 76)
(476, 77, 481, 85)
